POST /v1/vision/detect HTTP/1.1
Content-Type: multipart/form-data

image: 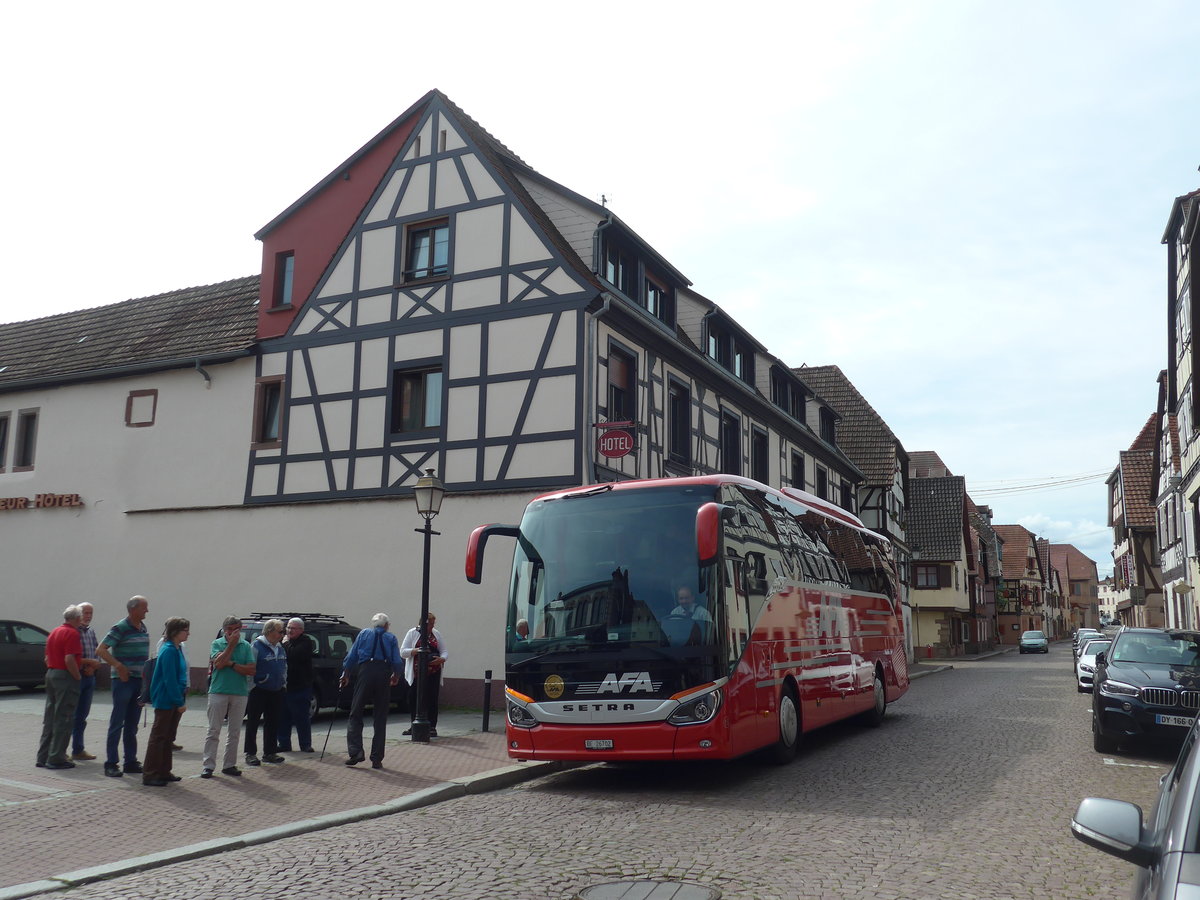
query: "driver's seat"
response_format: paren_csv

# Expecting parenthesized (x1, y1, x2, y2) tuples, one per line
(661, 616, 700, 647)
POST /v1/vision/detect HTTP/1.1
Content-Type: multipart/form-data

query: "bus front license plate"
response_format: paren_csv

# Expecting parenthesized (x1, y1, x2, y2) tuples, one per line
(585, 739, 614, 750)
(1156, 714, 1193, 728)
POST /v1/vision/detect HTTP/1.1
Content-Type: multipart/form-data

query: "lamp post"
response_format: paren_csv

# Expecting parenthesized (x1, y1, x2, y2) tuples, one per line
(410, 468, 444, 743)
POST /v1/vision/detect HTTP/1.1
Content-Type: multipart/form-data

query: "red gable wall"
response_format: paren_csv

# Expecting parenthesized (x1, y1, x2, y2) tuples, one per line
(255, 111, 422, 340)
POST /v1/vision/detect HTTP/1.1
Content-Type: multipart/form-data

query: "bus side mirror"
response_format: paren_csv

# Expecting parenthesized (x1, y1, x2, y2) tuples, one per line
(697, 503, 735, 567)
(465, 524, 520, 584)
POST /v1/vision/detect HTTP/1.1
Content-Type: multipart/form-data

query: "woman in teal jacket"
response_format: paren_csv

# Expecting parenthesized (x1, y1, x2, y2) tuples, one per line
(143, 617, 190, 786)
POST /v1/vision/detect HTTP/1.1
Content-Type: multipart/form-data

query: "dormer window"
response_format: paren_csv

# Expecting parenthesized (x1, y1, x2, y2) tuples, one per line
(272, 251, 295, 308)
(819, 407, 837, 444)
(603, 240, 633, 296)
(706, 319, 754, 384)
(770, 368, 806, 420)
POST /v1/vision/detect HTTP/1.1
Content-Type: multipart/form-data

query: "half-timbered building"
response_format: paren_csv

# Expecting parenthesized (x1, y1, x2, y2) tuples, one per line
(1108, 415, 1164, 627)
(0, 90, 864, 698)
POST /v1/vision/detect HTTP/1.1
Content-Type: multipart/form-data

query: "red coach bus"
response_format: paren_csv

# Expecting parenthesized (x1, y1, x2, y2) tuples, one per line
(466, 475, 908, 763)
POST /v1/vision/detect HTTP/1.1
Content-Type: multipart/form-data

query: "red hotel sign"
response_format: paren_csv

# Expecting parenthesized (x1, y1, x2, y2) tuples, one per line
(596, 423, 635, 459)
(0, 493, 84, 511)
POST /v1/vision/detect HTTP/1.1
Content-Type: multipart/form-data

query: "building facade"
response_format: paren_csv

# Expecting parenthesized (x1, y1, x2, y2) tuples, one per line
(0, 91, 867, 699)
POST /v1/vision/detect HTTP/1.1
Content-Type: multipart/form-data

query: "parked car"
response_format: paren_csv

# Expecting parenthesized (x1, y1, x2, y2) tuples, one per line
(0, 619, 50, 689)
(237, 612, 406, 719)
(1092, 627, 1200, 753)
(1073, 628, 1102, 658)
(1019, 630, 1049, 653)
(1075, 639, 1111, 693)
(1072, 708, 1200, 897)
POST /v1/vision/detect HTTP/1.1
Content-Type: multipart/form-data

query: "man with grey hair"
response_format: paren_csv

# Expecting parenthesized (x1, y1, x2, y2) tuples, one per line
(339, 612, 402, 768)
(71, 601, 102, 761)
(97, 596, 150, 778)
(277, 617, 315, 753)
(37, 606, 83, 770)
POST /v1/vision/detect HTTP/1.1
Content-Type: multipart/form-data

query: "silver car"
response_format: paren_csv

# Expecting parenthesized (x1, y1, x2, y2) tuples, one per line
(1075, 638, 1111, 692)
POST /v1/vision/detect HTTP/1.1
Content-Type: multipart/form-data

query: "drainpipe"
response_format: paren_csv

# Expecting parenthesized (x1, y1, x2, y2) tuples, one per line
(584, 216, 617, 487)
(194, 359, 212, 389)
(585, 291, 614, 486)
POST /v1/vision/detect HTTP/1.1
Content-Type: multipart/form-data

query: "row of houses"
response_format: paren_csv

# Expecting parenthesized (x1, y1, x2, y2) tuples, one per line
(0, 91, 1098, 696)
(1108, 186, 1200, 629)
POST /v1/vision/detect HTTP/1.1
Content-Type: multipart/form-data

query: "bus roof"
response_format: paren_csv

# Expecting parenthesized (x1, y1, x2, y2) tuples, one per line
(531, 475, 884, 542)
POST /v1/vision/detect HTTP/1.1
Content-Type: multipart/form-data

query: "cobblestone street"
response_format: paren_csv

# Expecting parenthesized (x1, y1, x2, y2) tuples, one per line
(2, 645, 1175, 900)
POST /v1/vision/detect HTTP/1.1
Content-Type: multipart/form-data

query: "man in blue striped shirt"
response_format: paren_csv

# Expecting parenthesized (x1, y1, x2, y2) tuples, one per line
(97, 596, 150, 778)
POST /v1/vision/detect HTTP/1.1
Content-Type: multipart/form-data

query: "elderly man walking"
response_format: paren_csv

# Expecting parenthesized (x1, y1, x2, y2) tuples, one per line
(97, 596, 151, 778)
(339, 612, 402, 769)
(37, 606, 84, 770)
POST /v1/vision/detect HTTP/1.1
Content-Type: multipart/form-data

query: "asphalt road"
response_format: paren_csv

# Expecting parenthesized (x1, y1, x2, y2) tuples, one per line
(16, 647, 1177, 900)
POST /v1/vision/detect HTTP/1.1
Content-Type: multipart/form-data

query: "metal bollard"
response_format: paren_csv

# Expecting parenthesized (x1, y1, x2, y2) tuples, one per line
(482, 669, 493, 733)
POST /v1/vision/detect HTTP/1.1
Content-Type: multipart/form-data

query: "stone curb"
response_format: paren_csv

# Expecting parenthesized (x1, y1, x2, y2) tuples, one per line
(0, 760, 566, 899)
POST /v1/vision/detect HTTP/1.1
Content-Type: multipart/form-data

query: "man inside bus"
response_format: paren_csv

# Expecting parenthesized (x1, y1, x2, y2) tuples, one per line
(669, 587, 713, 625)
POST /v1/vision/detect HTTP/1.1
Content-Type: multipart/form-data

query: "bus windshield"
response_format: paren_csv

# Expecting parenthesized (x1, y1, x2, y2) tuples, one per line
(506, 484, 720, 657)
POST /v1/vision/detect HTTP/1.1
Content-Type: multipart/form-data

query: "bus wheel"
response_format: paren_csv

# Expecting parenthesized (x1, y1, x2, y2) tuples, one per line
(862, 671, 886, 727)
(767, 688, 800, 765)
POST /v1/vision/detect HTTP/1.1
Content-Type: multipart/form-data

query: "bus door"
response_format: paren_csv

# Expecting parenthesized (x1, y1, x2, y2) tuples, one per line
(722, 553, 763, 752)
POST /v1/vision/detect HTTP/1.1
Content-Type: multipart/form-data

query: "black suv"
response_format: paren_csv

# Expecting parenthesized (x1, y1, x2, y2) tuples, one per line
(1092, 627, 1200, 752)
(238, 613, 407, 719)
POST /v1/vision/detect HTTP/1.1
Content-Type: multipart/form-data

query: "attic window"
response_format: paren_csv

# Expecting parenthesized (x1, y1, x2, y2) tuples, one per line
(403, 220, 449, 281)
(272, 252, 295, 308)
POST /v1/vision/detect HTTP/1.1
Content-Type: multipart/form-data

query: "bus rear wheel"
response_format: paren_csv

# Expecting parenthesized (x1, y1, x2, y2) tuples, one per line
(767, 688, 800, 765)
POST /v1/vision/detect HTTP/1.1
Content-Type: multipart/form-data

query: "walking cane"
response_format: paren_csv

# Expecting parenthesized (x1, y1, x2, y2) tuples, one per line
(319, 681, 345, 761)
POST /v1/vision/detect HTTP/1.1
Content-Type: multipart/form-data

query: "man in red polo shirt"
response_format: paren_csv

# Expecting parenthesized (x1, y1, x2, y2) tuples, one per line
(37, 606, 84, 770)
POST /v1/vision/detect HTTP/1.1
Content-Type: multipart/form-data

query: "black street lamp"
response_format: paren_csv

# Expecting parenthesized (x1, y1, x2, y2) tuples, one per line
(409, 468, 445, 743)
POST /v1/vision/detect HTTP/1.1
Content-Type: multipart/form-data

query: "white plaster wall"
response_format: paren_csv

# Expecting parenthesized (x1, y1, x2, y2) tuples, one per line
(0, 358, 256, 515)
(1, 488, 540, 691)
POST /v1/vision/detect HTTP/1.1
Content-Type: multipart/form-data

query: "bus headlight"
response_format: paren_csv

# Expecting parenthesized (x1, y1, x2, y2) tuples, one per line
(667, 689, 722, 725)
(508, 700, 539, 728)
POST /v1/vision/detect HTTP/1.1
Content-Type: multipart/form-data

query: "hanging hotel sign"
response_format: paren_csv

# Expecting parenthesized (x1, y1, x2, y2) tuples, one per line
(0, 493, 84, 511)
(595, 421, 636, 460)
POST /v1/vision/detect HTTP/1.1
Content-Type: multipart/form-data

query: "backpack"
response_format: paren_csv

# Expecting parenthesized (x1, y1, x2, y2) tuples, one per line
(138, 655, 156, 705)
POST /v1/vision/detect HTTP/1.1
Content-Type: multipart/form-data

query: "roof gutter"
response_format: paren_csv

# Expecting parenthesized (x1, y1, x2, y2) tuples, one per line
(0, 349, 256, 395)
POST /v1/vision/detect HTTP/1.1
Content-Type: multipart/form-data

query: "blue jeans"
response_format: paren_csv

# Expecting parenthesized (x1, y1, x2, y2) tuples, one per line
(72, 674, 96, 754)
(277, 688, 313, 750)
(106, 676, 142, 766)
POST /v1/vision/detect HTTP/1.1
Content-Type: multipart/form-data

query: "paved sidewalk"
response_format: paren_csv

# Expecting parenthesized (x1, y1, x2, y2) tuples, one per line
(0, 690, 554, 898)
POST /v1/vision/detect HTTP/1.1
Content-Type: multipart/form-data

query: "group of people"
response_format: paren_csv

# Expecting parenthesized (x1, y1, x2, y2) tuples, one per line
(35, 600, 449, 784)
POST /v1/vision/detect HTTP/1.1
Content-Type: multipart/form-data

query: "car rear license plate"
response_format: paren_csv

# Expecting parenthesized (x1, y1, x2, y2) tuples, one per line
(1156, 714, 1194, 728)
(584, 739, 614, 750)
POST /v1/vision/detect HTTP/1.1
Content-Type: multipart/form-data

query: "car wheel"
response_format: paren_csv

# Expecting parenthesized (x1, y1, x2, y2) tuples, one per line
(1092, 712, 1118, 753)
(766, 686, 800, 765)
(308, 688, 321, 722)
(862, 670, 887, 727)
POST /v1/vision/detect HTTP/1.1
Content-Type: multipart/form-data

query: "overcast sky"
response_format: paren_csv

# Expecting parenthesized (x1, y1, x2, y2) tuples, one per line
(4, 1, 1197, 577)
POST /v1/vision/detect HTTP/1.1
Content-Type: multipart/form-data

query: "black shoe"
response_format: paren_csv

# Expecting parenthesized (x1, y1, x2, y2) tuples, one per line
(35, 761, 46, 768)
(104, 764, 123, 777)
(345, 755, 364, 766)
(300, 746, 315, 753)
(262, 754, 285, 764)
(221, 766, 242, 777)
(46, 760, 76, 770)
(200, 769, 214, 779)
(171, 743, 183, 751)
(166, 774, 183, 782)
(245, 755, 261, 766)
(124, 761, 144, 774)
(402, 728, 412, 736)
(429, 728, 438, 737)
(142, 778, 168, 787)
(277, 745, 293, 752)
(372, 760, 383, 769)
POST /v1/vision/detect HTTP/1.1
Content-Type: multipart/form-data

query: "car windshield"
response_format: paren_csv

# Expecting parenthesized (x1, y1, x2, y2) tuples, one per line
(1111, 632, 1200, 666)
(1021, 631, 1046, 640)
